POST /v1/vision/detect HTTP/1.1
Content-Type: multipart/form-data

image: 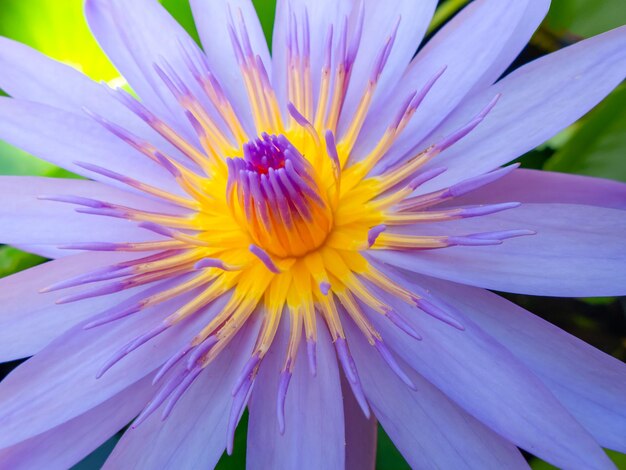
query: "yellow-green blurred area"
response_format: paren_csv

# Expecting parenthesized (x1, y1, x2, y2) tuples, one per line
(0, 1, 624, 469)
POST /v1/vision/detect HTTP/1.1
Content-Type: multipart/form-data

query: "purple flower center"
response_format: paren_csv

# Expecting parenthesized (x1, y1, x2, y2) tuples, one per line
(226, 133, 333, 258)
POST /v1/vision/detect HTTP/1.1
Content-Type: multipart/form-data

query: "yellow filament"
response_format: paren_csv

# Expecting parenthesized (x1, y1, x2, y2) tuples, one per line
(383, 208, 464, 225)
(338, 83, 375, 157)
(372, 233, 449, 249)
(361, 268, 419, 305)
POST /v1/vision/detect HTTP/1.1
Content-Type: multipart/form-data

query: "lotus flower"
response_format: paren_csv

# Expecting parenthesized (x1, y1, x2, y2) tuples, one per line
(0, 0, 625, 468)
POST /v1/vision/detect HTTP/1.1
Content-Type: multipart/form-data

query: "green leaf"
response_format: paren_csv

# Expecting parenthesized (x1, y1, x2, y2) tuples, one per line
(427, 0, 470, 35)
(252, 0, 277, 47)
(545, 0, 626, 37)
(0, 246, 46, 278)
(159, 0, 201, 45)
(531, 450, 626, 469)
(580, 297, 617, 306)
(544, 84, 626, 183)
(215, 412, 248, 469)
(376, 425, 410, 469)
(0, 141, 58, 176)
(530, 457, 558, 470)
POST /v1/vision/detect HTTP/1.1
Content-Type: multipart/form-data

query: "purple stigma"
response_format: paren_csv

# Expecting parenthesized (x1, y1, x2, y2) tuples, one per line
(249, 245, 281, 273)
(319, 281, 331, 296)
(368, 224, 387, 247)
(307, 339, 318, 376)
(277, 369, 292, 434)
(384, 309, 423, 341)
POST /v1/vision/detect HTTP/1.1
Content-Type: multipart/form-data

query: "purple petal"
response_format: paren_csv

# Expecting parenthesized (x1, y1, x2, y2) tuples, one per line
(0, 37, 189, 166)
(0, 101, 181, 194)
(365, 269, 614, 470)
(247, 316, 345, 468)
(445, 168, 626, 211)
(0, 176, 175, 246)
(338, 0, 438, 134)
(373, 203, 626, 296)
(0, 376, 152, 469)
(0, 251, 149, 362)
(0, 281, 218, 448)
(11, 244, 74, 259)
(344, 317, 527, 469)
(469, 0, 551, 90)
(356, 0, 543, 162)
(103, 318, 260, 469)
(415, 25, 626, 193)
(271, 0, 352, 113)
(189, 0, 269, 133)
(85, 0, 177, 125)
(341, 369, 378, 470)
(85, 0, 205, 142)
(405, 273, 626, 453)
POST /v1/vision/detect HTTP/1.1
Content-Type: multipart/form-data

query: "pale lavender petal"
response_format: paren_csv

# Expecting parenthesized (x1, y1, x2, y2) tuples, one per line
(189, 0, 269, 132)
(0, 176, 176, 246)
(0, 251, 150, 362)
(338, 0, 438, 134)
(247, 317, 345, 469)
(344, 318, 527, 469)
(469, 0, 551, 90)
(373, 203, 626, 296)
(0, 282, 216, 448)
(0, 101, 181, 193)
(85, 0, 207, 141)
(355, 0, 537, 161)
(271, 0, 352, 112)
(0, 36, 189, 165)
(0, 376, 152, 469)
(402, 273, 626, 453)
(364, 269, 614, 470)
(414, 25, 626, 193)
(11, 244, 74, 259)
(445, 168, 626, 210)
(341, 370, 377, 470)
(85, 0, 177, 125)
(103, 319, 260, 469)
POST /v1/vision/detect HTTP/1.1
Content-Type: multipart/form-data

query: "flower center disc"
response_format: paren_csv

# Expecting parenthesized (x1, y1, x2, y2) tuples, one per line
(227, 134, 333, 258)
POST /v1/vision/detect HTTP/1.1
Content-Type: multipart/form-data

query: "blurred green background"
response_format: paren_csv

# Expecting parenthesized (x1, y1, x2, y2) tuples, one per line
(0, 0, 624, 468)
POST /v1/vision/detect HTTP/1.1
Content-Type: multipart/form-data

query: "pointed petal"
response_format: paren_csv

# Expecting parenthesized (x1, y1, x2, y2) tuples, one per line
(345, 318, 527, 469)
(0, 36, 189, 165)
(0, 376, 152, 469)
(342, 369, 377, 470)
(0, 176, 176, 246)
(247, 318, 345, 469)
(271, 0, 352, 112)
(417, 25, 626, 193)
(357, 0, 543, 161)
(408, 273, 626, 453)
(0, 101, 180, 193)
(104, 319, 260, 469)
(470, 0, 551, 90)
(85, 0, 206, 140)
(85, 0, 178, 125)
(0, 251, 147, 362)
(10, 244, 72, 260)
(445, 168, 626, 210)
(189, 0, 269, 132)
(339, 0, 438, 133)
(374, 203, 626, 296)
(0, 281, 217, 448)
(364, 267, 614, 470)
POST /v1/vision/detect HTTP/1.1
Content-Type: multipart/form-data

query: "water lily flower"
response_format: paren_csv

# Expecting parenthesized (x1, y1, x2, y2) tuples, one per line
(0, 0, 625, 468)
